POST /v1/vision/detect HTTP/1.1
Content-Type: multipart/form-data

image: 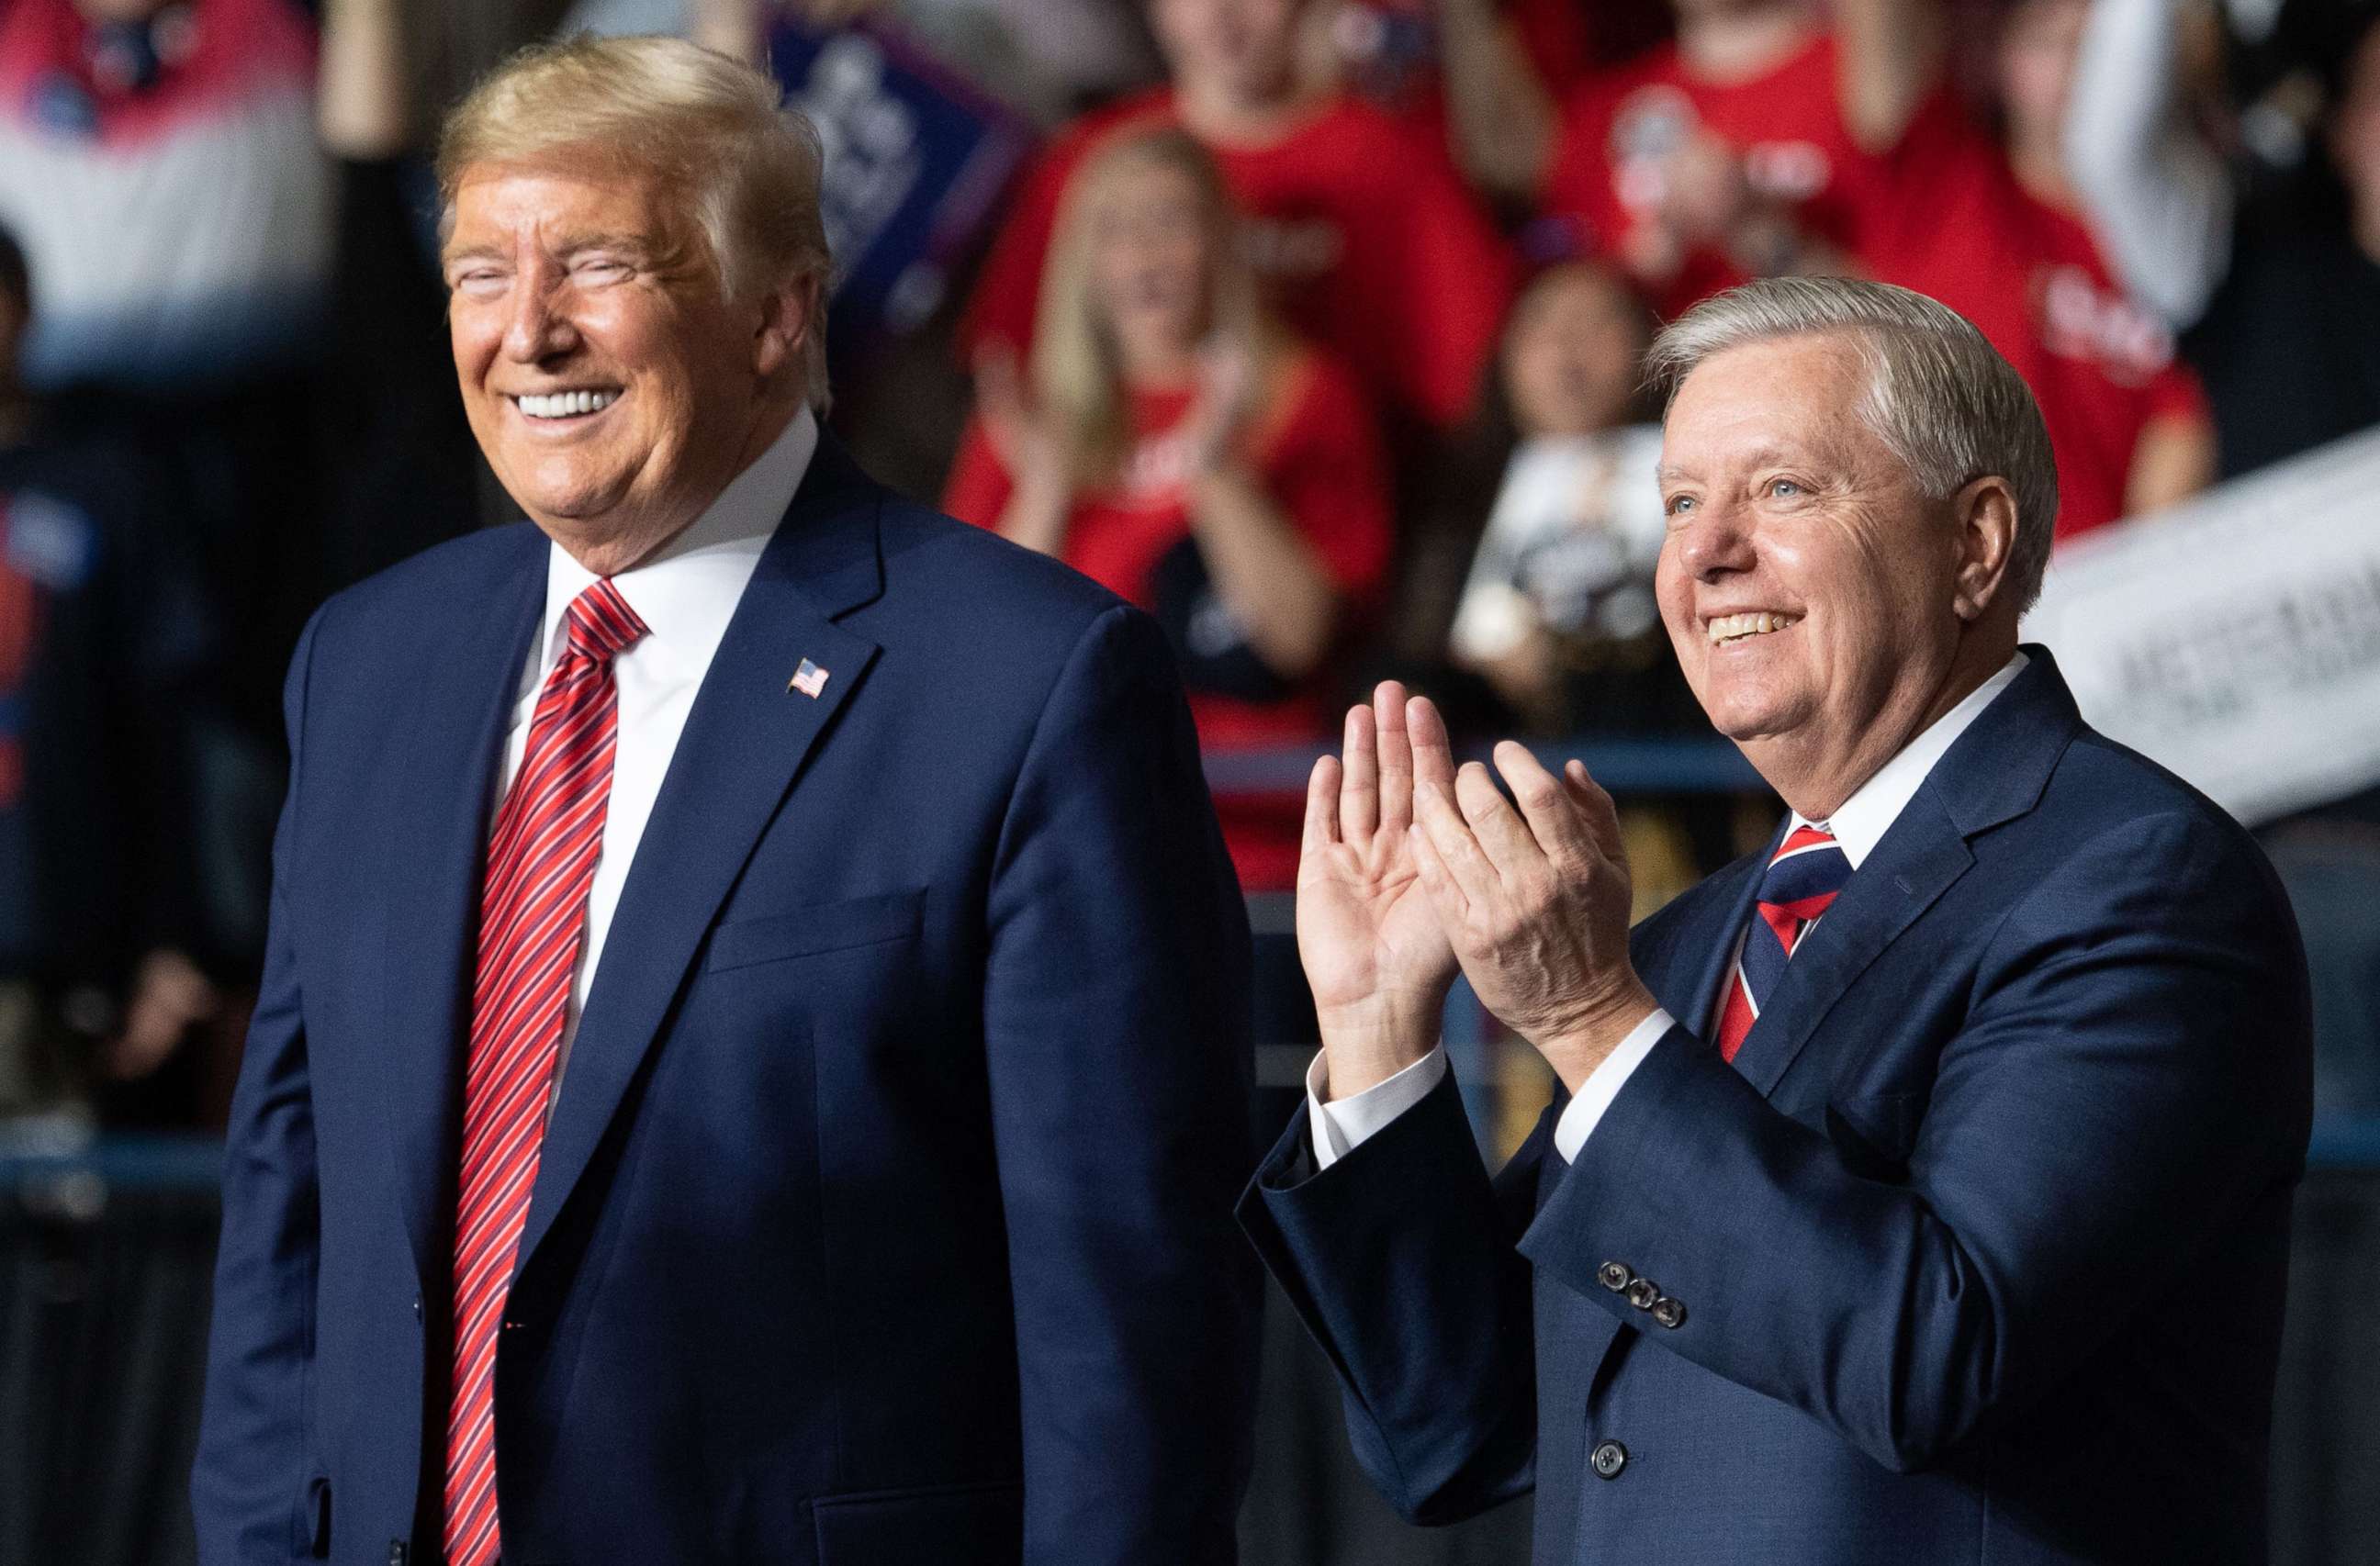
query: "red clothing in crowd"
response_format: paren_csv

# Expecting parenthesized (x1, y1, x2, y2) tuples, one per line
(1866, 94, 2212, 540)
(957, 88, 1512, 431)
(944, 349, 1393, 889)
(1542, 29, 1888, 323)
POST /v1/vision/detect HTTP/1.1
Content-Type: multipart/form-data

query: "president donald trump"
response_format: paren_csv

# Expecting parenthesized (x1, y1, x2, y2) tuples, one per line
(1242, 277, 2312, 1563)
(192, 37, 1257, 1566)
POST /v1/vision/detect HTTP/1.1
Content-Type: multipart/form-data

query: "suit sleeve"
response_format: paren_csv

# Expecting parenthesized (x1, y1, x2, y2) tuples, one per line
(190, 611, 324, 1565)
(1523, 809, 2313, 1472)
(982, 602, 1261, 1565)
(1239, 1072, 1552, 1526)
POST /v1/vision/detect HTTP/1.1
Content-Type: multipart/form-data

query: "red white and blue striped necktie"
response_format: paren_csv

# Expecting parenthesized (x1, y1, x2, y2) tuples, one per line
(444, 578, 646, 1566)
(1714, 823, 1853, 1064)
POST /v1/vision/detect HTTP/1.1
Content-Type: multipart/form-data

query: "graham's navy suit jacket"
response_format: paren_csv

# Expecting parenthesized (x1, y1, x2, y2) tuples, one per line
(192, 437, 1261, 1566)
(1243, 650, 2311, 1565)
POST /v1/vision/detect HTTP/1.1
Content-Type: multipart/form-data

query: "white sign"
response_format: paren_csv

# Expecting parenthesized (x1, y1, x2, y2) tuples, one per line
(2025, 426, 2380, 826)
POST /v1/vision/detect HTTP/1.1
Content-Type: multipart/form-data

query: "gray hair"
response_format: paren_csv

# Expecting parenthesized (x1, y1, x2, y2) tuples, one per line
(1644, 277, 2059, 611)
(438, 34, 833, 413)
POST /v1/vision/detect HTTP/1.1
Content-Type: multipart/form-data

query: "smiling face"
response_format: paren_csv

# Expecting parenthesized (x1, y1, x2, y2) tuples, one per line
(1086, 158, 1217, 373)
(1502, 263, 1648, 439)
(1656, 334, 1976, 811)
(443, 163, 804, 573)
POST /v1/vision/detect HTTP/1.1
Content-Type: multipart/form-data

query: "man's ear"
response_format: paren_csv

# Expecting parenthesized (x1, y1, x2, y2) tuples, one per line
(1949, 475, 2019, 621)
(752, 272, 818, 382)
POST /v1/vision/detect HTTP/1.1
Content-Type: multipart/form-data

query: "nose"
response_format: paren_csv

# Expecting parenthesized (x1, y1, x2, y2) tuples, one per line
(500, 262, 579, 364)
(1673, 498, 1756, 582)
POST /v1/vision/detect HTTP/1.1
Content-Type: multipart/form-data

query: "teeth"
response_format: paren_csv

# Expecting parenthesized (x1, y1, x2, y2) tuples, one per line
(1708, 611, 1799, 644)
(515, 389, 619, 419)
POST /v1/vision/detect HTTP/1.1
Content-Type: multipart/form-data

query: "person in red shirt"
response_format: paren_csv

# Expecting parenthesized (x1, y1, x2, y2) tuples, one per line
(956, 0, 1510, 434)
(1857, 0, 2215, 538)
(944, 126, 1393, 891)
(1431, 1, 1937, 321)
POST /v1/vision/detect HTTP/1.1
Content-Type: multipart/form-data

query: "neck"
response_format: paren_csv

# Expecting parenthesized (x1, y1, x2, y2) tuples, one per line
(549, 399, 802, 577)
(1174, 75, 1311, 148)
(1757, 630, 2016, 821)
(2008, 131, 2071, 208)
(0, 387, 29, 449)
(1678, 3, 1813, 83)
(1119, 336, 1200, 388)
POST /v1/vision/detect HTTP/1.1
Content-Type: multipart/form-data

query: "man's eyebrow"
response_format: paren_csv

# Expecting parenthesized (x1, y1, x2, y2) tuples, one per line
(553, 231, 655, 260)
(439, 232, 657, 270)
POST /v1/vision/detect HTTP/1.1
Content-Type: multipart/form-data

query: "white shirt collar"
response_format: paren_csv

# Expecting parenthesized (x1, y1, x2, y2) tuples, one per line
(527, 408, 819, 691)
(1796, 650, 2029, 868)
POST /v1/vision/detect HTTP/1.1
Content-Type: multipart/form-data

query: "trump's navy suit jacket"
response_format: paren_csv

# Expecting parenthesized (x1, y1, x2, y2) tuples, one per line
(192, 437, 1261, 1566)
(1243, 650, 2311, 1565)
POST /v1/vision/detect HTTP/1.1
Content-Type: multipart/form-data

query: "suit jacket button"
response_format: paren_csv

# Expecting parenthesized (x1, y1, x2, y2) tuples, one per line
(1590, 1440, 1628, 1480)
(1624, 1278, 1659, 1311)
(1598, 1261, 1632, 1292)
(1651, 1296, 1687, 1329)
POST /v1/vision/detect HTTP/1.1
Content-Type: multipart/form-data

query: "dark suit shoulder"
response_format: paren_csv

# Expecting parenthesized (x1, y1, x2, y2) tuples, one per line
(867, 498, 1140, 662)
(2015, 721, 2280, 897)
(307, 522, 544, 648)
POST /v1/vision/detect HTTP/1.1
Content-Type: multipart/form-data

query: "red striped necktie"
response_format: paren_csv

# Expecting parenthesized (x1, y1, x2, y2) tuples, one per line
(444, 578, 646, 1566)
(1714, 824, 1852, 1064)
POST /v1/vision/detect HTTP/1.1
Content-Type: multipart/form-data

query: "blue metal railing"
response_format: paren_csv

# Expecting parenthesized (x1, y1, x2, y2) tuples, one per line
(6, 1113, 2377, 1202)
(1203, 734, 1768, 797)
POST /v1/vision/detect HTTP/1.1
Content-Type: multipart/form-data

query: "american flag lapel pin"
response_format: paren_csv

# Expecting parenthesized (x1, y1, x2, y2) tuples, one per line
(788, 658, 831, 699)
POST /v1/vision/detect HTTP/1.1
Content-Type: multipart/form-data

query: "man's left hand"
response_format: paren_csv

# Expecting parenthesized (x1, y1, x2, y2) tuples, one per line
(1408, 742, 1660, 1093)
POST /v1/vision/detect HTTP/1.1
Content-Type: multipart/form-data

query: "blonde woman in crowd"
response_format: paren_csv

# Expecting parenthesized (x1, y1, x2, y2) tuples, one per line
(946, 125, 1392, 893)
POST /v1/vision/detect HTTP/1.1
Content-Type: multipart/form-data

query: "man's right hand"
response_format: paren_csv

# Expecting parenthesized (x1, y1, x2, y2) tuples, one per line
(1298, 681, 1461, 1099)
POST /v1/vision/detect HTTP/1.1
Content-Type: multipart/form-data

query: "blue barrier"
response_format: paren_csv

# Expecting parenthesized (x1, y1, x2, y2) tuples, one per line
(8, 1113, 2378, 1200)
(1203, 733, 1768, 797)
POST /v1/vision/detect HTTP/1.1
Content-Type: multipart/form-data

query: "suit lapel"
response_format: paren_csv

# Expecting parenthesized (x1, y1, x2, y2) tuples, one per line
(1725, 647, 2083, 1097)
(376, 527, 548, 1295)
(512, 437, 888, 1279)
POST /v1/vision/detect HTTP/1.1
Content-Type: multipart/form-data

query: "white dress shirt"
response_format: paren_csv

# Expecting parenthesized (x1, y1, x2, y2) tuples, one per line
(1308, 650, 2031, 1169)
(494, 408, 819, 1095)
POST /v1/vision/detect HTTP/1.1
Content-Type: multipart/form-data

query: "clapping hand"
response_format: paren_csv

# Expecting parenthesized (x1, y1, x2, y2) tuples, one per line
(1407, 743, 1659, 1093)
(1298, 682, 1462, 1099)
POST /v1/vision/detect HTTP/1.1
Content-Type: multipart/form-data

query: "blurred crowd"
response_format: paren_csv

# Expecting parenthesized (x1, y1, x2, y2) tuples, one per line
(2, 0, 2377, 1132)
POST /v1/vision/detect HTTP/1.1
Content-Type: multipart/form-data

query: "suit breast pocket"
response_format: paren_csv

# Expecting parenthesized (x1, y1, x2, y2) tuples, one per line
(704, 888, 926, 973)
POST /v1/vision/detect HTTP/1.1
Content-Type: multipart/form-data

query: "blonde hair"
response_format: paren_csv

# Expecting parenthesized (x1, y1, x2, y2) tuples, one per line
(1029, 126, 1274, 488)
(437, 34, 833, 410)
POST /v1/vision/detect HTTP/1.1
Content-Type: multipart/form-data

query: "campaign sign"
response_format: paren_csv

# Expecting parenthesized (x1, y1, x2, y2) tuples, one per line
(767, 17, 1035, 374)
(2026, 425, 2380, 824)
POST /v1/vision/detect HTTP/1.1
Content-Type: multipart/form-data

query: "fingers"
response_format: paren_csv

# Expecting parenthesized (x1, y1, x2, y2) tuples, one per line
(1405, 819, 1469, 925)
(1495, 741, 1593, 868)
(1340, 702, 1380, 842)
(1374, 681, 1414, 835)
(1406, 691, 1458, 797)
(1564, 758, 1626, 862)
(1454, 759, 1544, 881)
(1413, 775, 1502, 908)
(1303, 754, 1342, 856)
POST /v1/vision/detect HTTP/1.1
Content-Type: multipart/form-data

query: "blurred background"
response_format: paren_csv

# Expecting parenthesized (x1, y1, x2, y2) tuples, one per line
(1, 0, 2376, 1560)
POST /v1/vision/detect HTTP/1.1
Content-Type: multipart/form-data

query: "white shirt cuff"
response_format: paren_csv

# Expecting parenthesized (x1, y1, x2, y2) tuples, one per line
(1306, 1046, 1449, 1170)
(1552, 1008, 1676, 1163)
